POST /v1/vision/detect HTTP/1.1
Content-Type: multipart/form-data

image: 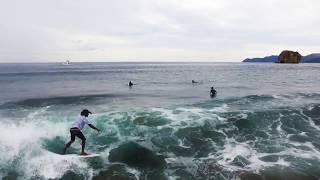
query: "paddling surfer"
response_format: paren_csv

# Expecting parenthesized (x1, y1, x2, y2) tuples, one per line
(63, 109, 101, 155)
(128, 81, 136, 87)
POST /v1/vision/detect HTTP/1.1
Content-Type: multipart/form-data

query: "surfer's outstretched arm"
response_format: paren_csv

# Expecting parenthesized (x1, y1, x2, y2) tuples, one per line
(88, 124, 101, 132)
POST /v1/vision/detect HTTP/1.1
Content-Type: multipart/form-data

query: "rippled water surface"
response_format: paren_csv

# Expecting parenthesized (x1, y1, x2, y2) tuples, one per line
(0, 62, 320, 179)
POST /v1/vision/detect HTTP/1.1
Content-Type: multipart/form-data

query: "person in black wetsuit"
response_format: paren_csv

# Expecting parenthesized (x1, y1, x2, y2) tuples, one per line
(210, 87, 217, 98)
(128, 81, 134, 87)
(63, 109, 101, 155)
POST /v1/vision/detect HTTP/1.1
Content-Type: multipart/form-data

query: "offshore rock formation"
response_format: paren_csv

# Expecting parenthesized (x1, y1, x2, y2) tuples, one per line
(277, 50, 302, 63)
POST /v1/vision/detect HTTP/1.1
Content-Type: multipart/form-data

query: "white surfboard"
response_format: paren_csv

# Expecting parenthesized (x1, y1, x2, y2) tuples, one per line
(47, 151, 100, 158)
(60, 153, 100, 158)
(78, 153, 100, 158)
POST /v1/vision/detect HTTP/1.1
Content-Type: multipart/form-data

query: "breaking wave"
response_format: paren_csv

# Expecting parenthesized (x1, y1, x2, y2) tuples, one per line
(1, 94, 320, 179)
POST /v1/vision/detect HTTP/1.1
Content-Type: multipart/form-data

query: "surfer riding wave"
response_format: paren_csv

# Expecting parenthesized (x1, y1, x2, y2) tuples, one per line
(63, 109, 101, 156)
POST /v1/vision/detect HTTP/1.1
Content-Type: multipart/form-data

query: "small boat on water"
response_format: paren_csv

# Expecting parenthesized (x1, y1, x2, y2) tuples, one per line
(62, 60, 71, 65)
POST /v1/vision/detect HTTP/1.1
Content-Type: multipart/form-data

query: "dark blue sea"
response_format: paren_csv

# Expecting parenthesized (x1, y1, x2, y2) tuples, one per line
(0, 62, 320, 180)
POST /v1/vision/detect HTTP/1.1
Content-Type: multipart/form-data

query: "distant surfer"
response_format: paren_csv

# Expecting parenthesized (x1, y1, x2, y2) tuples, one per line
(192, 80, 198, 84)
(63, 109, 101, 156)
(128, 81, 137, 87)
(210, 87, 217, 98)
(129, 81, 133, 87)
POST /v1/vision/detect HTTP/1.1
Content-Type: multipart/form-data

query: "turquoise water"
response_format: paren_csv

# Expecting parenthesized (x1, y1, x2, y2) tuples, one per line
(0, 62, 320, 179)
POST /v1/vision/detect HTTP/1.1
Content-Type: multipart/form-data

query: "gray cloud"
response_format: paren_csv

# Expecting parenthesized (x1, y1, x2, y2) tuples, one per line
(0, 0, 319, 62)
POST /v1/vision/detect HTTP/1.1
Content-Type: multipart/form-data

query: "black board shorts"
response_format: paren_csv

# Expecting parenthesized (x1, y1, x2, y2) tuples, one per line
(70, 127, 86, 141)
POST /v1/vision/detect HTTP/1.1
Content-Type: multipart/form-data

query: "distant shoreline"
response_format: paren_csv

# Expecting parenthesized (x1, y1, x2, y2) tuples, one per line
(243, 53, 320, 63)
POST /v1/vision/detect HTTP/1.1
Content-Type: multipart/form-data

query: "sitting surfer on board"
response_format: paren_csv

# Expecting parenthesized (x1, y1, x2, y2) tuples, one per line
(63, 109, 101, 156)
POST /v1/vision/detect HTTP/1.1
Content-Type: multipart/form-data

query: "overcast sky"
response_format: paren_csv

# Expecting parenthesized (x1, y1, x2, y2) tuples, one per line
(0, 0, 319, 62)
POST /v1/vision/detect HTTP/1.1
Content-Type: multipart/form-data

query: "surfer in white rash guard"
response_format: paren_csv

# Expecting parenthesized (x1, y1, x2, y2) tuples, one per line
(63, 109, 101, 156)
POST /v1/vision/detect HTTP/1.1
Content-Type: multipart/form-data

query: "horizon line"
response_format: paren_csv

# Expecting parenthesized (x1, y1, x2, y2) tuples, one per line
(0, 60, 242, 64)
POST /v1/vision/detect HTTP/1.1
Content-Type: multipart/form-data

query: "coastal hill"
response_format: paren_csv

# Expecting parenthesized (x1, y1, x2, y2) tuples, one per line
(302, 53, 320, 63)
(243, 55, 278, 63)
(243, 52, 320, 63)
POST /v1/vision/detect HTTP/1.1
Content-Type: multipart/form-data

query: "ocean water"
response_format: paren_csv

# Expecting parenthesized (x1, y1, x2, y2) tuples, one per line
(0, 62, 320, 180)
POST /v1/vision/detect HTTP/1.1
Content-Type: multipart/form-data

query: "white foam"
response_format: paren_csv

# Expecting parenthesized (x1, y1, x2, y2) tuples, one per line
(209, 104, 229, 113)
(307, 116, 320, 131)
(0, 109, 90, 179)
(215, 139, 253, 169)
(286, 141, 320, 159)
(25, 151, 89, 179)
(152, 107, 224, 129)
(206, 137, 294, 172)
(125, 166, 141, 180)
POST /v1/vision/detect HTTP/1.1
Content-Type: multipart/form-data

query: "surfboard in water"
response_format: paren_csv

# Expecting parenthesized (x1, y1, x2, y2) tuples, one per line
(78, 153, 100, 158)
(60, 153, 100, 158)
